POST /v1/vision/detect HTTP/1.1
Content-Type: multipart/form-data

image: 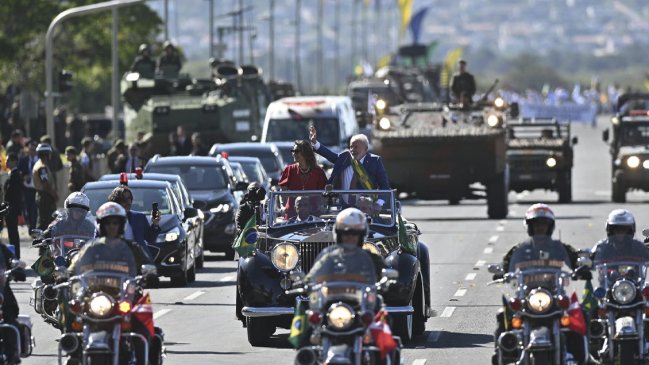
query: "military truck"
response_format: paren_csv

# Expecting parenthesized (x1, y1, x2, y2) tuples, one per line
(602, 93, 649, 202)
(121, 61, 270, 155)
(347, 78, 404, 128)
(506, 118, 577, 203)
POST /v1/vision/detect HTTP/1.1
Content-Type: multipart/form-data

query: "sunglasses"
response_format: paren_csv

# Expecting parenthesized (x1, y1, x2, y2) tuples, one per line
(104, 219, 121, 226)
(291, 149, 300, 154)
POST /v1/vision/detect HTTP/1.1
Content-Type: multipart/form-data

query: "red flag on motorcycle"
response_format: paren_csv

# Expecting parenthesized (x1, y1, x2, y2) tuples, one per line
(132, 293, 155, 336)
(568, 292, 587, 336)
(370, 311, 398, 360)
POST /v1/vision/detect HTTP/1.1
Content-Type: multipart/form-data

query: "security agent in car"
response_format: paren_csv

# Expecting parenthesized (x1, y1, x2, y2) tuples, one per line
(236, 182, 266, 231)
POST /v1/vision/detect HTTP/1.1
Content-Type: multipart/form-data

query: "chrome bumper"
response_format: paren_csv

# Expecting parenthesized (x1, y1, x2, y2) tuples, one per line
(241, 306, 295, 318)
(384, 306, 414, 314)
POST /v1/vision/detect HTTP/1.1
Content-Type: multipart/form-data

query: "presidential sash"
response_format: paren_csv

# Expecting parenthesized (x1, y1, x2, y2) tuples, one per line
(350, 156, 375, 190)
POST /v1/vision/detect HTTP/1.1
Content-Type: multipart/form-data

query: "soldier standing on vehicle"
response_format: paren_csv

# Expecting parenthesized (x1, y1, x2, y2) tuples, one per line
(450, 59, 476, 105)
(131, 43, 156, 79)
(32, 143, 58, 230)
(66, 146, 84, 193)
(157, 41, 182, 78)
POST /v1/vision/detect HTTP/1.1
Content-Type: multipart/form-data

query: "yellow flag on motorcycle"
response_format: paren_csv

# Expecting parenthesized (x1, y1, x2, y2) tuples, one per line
(398, 214, 416, 255)
(288, 300, 309, 348)
(31, 247, 54, 277)
(581, 279, 597, 316)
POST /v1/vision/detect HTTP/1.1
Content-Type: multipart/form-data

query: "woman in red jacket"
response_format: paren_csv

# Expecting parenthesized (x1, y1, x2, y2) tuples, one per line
(278, 140, 327, 219)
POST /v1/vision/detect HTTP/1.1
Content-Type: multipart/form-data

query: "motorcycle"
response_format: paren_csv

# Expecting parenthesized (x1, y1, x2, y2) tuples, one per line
(53, 264, 164, 365)
(287, 269, 402, 365)
(589, 260, 649, 364)
(0, 259, 35, 364)
(488, 263, 586, 365)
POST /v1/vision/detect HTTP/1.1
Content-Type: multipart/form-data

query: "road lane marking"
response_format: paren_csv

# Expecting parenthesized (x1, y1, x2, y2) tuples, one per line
(489, 235, 499, 244)
(454, 289, 467, 297)
(427, 331, 442, 343)
(499, 220, 507, 225)
(153, 309, 172, 320)
(465, 273, 476, 281)
(475, 260, 486, 267)
(220, 276, 233, 282)
(412, 359, 427, 365)
(483, 247, 494, 254)
(182, 291, 206, 301)
(594, 190, 610, 196)
(440, 307, 456, 318)
(496, 226, 504, 232)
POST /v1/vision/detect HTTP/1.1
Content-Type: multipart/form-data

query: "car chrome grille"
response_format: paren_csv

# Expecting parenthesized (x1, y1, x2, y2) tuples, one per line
(299, 242, 336, 273)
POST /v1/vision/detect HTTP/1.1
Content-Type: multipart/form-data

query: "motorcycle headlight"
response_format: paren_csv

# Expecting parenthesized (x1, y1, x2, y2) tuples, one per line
(209, 203, 231, 214)
(546, 157, 557, 168)
(494, 97, 505, 108)
(158, 227, 180, 242)
(612, 280, 636, 304)
(626, 156, 641, 169)
(89, 294, 114, 318)
(327, 303, 354, 330)
(270, 243, 298, 271)
(526, 289, 553, 314)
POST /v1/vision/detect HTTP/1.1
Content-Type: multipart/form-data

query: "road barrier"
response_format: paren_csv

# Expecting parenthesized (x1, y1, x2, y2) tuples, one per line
(519, 103, 598, 125)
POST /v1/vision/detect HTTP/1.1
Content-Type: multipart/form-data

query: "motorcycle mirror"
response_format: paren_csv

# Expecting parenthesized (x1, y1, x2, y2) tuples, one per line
(141, 264, 157, 276)
(643, 228, 649, 238)
(54, 256, 66, 268)
(29, 229, 43, 239)
(381, 268, 399, 280)
(289, 271, 305, 283)
(577, 256, 593, 268)
(577, 248, 592, 256)
(487, 264, 502, 274)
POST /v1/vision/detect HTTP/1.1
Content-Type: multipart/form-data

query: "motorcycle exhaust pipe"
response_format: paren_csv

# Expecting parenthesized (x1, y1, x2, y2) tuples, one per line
(498, 332, 519, 353)
(60, 333, 79, 354)
(294, 347, 317, 365)
(590, 320, 606, 339)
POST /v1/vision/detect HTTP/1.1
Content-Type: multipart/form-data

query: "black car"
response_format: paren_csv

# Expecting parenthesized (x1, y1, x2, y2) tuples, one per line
(81, 179, 198, 286)
(144, 155, 247, 259)
(99, 172, 205, 268)
(228, 156, 272, 193)
(209, 142, 284, 183)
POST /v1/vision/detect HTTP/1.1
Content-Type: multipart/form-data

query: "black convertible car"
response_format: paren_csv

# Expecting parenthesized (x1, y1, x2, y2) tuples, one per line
(236, 189, 431, 346)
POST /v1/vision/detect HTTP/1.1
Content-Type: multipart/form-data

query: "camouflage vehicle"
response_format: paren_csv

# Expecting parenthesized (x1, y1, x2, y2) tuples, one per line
(121, 61, 271, 155)
(602, 93, 649, 202)
(347, 77, 403, 128)
(507, 118, 577, 203)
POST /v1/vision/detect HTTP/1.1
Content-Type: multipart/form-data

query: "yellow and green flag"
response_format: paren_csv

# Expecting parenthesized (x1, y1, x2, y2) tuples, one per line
(581, 279, 597, 316)
(350, 157, 375, 190)
(232, 216, 257, 258)
(397, 214, 416, 255)
(288, 301, 309, 348)
(397, 0, 413, 36)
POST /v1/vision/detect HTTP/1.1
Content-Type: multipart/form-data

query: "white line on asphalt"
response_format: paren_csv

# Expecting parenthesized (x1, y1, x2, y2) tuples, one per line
(412, 359, 427, 365)
(489, 235, 499, 243)
(475, 260, 486, 267)
(454, 289, 467, 297)
(509, 210, 517, 215)
(427, 331, 442, 343)
(182, 291, 206, 301)
(153, 309, 172, 320)
(440, 306, 456, 318)
(465, 273, 476, 281)
(483, 247, 494, 254)
(220, 276, 233, 282)
(594, 191, 610, 196)
(496, 226, 504, 232)
(499, 220, 507, 225)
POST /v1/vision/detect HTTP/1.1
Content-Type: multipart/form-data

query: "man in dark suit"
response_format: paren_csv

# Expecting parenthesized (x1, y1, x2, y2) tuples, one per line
(309, 126, 390, 190)
(18, 140, 38, 230)
(3, 153, 23, 258)
(107, 185, 159, 259)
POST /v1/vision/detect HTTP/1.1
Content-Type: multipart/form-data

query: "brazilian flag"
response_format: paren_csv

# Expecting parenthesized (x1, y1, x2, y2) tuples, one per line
(581, 279, 598, 317)
(232, 216, 257, 258)
(288, 301, 309, 348)
(398, 214, 416, 255)
(32, 248, 55, 277)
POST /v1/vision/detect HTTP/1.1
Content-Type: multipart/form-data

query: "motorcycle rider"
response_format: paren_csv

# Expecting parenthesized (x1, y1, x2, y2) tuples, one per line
(591, 209, 649, 264)
(492, 203, 588, 365)
(67, 202, 159, 365)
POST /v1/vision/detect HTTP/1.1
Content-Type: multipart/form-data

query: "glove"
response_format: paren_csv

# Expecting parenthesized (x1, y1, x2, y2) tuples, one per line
(572, 265, 592, 281)
(492, 273, 504, 280)
(12, 268, 26, 282)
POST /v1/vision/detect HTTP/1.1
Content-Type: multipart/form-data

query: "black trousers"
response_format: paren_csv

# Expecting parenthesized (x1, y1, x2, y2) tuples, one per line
(5, 212, 20, 259)
(36, 192, 56, 230)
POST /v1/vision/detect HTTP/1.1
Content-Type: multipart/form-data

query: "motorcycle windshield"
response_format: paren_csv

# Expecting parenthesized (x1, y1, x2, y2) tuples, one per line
(306, 247, 377, 285)
(74, 240, 137, 279)
(595, 262, 647, 288)
(518, 269, 562, 293)
(51, 208, 97, 238)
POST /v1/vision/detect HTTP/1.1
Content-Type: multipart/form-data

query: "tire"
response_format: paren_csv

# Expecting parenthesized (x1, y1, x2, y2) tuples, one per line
(196, 249, 204, 269)
(187, 264, 196, 283)
(486, 170, 508, 219)
(557, 171, 572, 203)
(246, 317, 275, 347)
(171, 259, 189, 287)
(392, 301, 414, 344)
(224, 247, 235, 261)
(612, 179, 626, 203)
(87, 354, 112, 365)
(412, 279, 426, 336)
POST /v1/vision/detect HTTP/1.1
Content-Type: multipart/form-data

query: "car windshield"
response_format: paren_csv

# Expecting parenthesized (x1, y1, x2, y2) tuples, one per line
(146, 164, 227, 190)
(619, 123, 649, 146)
(237, 161, 265, 183)
(265, 117, 340, 147)
(218, 149, 281, 173)
(268, 190, 395, 228)
(83, 187, 173, 215)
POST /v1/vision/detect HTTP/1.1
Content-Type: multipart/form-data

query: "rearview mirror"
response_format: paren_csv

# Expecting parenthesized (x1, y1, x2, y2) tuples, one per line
(602, 128, 609, 142)
(30, 229, 43, 239)
(487, 264, 503, 275)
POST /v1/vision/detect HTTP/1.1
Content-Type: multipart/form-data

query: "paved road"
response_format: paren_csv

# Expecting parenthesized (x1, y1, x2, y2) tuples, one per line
(12, 117, 646, 365)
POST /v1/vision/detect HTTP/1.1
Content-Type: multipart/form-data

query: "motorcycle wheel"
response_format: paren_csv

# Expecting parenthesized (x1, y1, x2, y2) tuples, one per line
(87, 354, 112, 365)
(246, 317, 275, 347)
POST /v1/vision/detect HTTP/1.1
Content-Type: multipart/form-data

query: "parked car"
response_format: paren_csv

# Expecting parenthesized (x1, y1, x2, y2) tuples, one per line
(209, 142, 284, 183)
(144, 155, 247, 259)
(81, 179, 198, 286)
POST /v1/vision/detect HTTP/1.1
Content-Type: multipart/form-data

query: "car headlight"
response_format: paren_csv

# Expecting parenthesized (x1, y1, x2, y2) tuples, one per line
(487, 114, 501, 127)
(270, 243, 298, 271)
(327, 303, 354, 330)
(158, 227, 180, 242)
(378, 117, 391, 130)
(626, 156, 641, 169)
(89, 294, 114, 318)
(362, 242, 380, 255)
(612, 280, 636, 304)
(494, 97, 505, 108)
(375, 99, 387, 110)
(210, 203, 231, 214)
(546, 157, 557, 168)
(526, 289, 553, 314)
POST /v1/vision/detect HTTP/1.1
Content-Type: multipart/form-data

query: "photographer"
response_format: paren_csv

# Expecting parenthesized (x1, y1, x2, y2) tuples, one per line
(236, 182, 266, 230)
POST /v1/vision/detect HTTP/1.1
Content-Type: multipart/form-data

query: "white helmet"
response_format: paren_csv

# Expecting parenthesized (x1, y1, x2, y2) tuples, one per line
(36, 143, 52, 153)
(65, 192, 90, 211)
(606, 209, 635, 236)
(333, 208, 368, 245)
(96, 202, 127, 221)
(524, 203, 555, 236)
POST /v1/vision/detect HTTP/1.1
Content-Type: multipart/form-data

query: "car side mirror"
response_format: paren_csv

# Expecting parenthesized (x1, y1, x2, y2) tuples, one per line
(30, 229, 43, 239)
(381, 268, 399, 280)
(184, 207, 199, 219)
(141, 264, 157, 276)
(193, 200, 206, 210)
(602, 128, 609, 142)
(571, 136, 578, 145)
(235, 181, 248, 191)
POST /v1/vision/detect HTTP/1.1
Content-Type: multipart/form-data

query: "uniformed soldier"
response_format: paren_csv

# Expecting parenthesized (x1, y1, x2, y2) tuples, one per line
(32, 143, 58, 230)
(65, 146, 84, 192)
(450, 59, 477, 105)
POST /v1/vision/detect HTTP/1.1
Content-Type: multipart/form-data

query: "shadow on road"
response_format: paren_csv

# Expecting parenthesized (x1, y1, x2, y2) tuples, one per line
(156, 280, 235, 289)
(166, 350, 245, 355)
(514, 199, 610, 206)
(409, 330, 492, 349)
(196, 266, 236, 274)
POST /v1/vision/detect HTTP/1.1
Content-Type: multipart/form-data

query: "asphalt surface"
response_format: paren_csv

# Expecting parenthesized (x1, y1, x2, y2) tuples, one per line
(10, 116, 642, 365)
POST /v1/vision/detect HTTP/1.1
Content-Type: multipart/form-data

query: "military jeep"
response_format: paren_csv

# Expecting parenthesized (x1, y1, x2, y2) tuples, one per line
(506, 118, 577, 203)
(603, 93, 649, 202)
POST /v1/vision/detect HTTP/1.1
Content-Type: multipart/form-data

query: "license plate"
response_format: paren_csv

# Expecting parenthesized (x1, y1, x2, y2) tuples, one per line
(518, 174, 533, 180)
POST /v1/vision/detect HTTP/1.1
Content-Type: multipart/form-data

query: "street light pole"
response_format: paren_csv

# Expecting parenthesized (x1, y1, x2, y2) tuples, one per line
(45, 0, 144, 143)
(269, 0, 274, 80)
(334, 0, 340, 91)
(164, 0, 169, 40)
(239, 0, 244, 64)
(208, 0, 214, 58)
(111, 7, 119, 139)
(295, 0, 302, 94)
(317, 0, 323, 92)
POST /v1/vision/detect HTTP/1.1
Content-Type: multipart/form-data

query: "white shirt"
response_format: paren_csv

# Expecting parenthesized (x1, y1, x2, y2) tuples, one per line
(343, 155, 366, 190)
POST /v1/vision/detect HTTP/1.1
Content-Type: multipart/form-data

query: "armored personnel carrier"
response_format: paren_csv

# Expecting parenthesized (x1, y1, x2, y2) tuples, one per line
(121, 60, 271, 155)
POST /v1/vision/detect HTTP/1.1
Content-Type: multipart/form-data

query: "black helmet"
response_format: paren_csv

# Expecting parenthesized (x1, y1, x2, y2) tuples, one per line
(138, 43, 150, 55)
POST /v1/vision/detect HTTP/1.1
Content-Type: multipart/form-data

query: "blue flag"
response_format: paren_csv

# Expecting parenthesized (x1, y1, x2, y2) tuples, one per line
(408, 7, 429, 44)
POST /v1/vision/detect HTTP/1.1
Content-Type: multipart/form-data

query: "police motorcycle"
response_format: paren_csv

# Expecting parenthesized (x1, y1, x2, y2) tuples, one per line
(0, 258, 35, 364)
(488, 258, 586, 365)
